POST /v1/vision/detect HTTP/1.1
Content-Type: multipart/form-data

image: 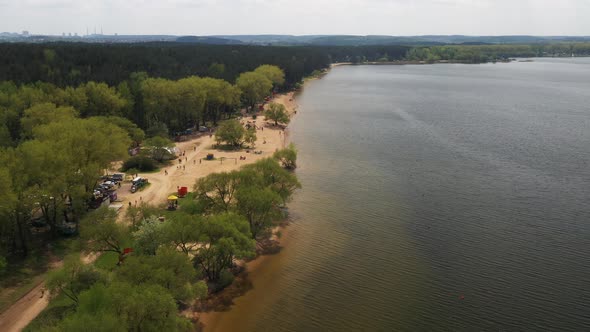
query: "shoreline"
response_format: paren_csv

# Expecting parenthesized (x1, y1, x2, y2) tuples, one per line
(331, 59, 514, 67)
(195, 88, 306, 330)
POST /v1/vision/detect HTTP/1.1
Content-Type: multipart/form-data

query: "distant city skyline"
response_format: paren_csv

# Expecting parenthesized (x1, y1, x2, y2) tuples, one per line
(1, 0, 589, 36)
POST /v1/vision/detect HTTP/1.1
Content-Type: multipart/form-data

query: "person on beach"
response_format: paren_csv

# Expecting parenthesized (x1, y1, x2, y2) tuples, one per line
(165, 170, 168, 175)
(199, 159, 202, 164)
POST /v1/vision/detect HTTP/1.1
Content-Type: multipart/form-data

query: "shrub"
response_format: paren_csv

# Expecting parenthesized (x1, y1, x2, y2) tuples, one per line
(122, 156, 157, 172)
(273, 143, 297, 169)
(216, 270, 235, 292)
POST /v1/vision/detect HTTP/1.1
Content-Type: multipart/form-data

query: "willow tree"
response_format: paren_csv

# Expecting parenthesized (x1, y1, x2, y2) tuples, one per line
(236, 71, 272, 112)
(200, 77, 241, 125)
(77, 81, 128, 117)
(264, 102, 290, 126)
(193, 213, 255, 281)
(254, 65, 285, 91)
(20, 102, 78, 138)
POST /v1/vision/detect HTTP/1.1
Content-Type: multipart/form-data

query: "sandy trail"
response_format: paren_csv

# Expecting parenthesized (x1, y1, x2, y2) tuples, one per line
(0, 92, 297, 332)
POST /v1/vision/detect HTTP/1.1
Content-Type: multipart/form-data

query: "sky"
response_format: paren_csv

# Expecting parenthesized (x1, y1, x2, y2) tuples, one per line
(1, 0, 589, 36)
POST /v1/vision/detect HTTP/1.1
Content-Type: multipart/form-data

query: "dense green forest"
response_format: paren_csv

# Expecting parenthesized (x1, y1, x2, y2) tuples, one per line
(405, 43, 590, 62)
(0, 43, 410, 87)
(1, 42, 589, 89)
(0, 61, 299, 330)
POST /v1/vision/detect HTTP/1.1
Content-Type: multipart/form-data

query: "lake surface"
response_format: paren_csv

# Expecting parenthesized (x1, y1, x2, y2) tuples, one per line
(206, 58, 590, 331)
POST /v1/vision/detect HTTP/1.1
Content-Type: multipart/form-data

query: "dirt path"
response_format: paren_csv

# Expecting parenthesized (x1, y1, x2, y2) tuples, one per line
(0, 283, 50, 332)
(0, 92, 297, 331)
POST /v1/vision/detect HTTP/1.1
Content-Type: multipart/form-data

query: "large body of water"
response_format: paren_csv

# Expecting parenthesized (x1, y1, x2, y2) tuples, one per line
(206, 58, 590, 331)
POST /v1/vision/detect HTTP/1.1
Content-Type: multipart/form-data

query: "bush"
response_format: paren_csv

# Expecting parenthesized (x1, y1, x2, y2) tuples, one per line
(215, 270, 235, 292)
(273, 143, 297, 169)
(122, 156, 157, 172)
(179, 200, 206, 215)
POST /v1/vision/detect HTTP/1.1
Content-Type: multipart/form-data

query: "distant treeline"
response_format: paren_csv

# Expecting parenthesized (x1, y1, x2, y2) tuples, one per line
(405, 43, 590, 63)
(1, 42, 589, 88)
(0, 43, 410, 87)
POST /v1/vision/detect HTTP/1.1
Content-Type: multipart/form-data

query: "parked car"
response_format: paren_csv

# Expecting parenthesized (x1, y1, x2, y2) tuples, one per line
(111, 173, 124, 183)
(58, 222, 77, 236)
(130, 177, 148, 193)
(30, 217, 48, 228)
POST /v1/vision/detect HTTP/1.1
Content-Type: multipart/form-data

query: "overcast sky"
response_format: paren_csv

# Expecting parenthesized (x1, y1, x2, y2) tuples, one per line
(1, 0, 589, 36)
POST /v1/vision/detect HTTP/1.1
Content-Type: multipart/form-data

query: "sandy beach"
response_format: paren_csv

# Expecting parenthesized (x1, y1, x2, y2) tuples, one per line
(115, 91, 298, 216)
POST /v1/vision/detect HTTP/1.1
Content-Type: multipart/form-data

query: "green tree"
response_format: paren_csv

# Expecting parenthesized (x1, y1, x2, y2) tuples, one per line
(273, 143, 298, 169)
(236, 71, 272, 111)
(244, 158, 301, 204)
(55, 312, 125, 332)
(60, 282, 192, 332)
(243, 127, 257, 147)
(78, 82, 128, 117)
(116, 247, 207, 304)
(132, 216, 166, 255)
(207, 62, 226, 78)
(20, 102, 78, 138)
(0, 148, 39, 256)
(32, 117, 131, 202)
(93, 116, 145, 146)
(80, 207, 129, 256)
(194, 213, 255, 281)
(254, 65, 285, 89)
(45, 254, 104, 304)
(214, 119, 246, 147)
(264, 102, 290, 126)
(162, 213, 204, 255)
(0, 256, 6, 274)
(236, 186, 282, 239)
(194, 170, 249, 212)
